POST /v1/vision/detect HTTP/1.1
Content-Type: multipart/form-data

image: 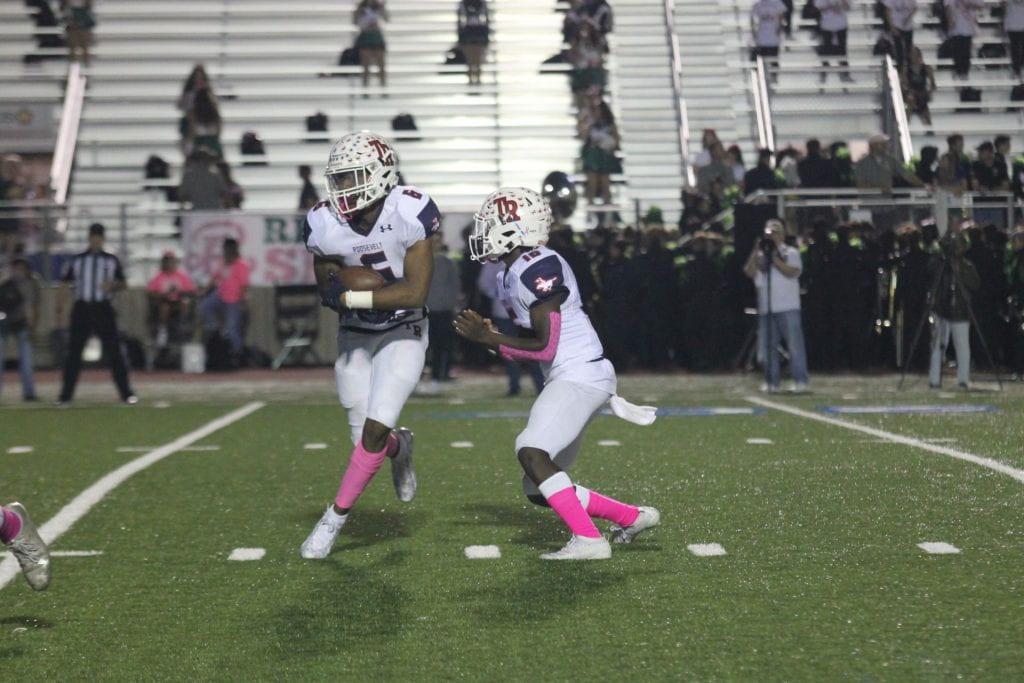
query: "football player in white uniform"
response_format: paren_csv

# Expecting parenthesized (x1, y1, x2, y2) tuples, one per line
(455, 188, 660, 560)
(300, 132, 441, 559)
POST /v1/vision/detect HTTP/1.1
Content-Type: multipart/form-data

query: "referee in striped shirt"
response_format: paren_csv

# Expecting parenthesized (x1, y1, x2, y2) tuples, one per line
(56, 223, 137, 404)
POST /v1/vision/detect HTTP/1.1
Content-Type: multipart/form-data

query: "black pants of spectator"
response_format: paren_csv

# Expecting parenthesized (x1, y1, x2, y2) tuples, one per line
(59, 301, 133, 402)
(949, 35, 972, 78)
(782, 0, 793, 36)
(427, 310, 455, 382)
(893, 29, 913, 67)
(819, 29, 850, 82)
(752, 45, 780, 80)
(1009, 31, 1024, 76)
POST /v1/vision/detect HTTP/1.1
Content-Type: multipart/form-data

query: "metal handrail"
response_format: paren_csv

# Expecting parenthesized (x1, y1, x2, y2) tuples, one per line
(753, 56, 774, 152)
(883, 55, 913, 163)
(50, 61, 87, 206)
(662, 0, 694, 187)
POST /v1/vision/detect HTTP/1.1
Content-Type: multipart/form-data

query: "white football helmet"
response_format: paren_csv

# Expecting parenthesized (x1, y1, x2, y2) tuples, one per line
(323, 132, 399, 217)
(470, 187, 553, 262)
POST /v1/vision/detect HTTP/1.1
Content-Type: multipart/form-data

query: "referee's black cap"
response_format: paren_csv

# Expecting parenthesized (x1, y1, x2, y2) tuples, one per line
(88, 223, 106, 237)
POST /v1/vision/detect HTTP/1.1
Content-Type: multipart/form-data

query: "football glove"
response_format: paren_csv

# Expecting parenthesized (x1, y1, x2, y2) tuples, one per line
(319, 272, 347, 311)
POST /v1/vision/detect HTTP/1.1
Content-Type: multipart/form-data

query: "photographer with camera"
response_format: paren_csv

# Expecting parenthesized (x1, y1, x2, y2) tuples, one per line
(927, 226, 980, 389)
(744, 219, 809, 392)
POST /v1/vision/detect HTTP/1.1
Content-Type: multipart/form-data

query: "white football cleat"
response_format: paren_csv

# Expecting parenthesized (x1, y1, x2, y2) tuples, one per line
(300, 506, 348, 559)
(390, 428, 417, 503)
(540, 534, 612, 561)
(5, 502, 51, 591)
(609, 506, 661, 544)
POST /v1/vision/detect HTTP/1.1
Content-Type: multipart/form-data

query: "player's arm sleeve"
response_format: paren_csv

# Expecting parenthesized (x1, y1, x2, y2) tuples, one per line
(498, 296, 563, 361)
(401, 191, 442, 247)
(518, 256, 570, 309)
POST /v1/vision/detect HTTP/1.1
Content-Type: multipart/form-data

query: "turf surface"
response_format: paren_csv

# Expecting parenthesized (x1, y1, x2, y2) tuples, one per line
(2, 378, 1024, 679)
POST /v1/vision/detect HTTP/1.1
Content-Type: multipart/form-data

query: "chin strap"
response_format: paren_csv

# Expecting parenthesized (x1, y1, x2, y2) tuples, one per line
(499, 311, 561, 362)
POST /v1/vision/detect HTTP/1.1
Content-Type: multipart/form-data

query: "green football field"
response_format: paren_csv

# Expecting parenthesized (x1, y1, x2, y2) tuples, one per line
(2, 375, 1024, 680)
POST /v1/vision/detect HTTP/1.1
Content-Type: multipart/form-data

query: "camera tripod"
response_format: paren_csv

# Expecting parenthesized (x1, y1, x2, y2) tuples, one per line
(898, 253, 1003, 390)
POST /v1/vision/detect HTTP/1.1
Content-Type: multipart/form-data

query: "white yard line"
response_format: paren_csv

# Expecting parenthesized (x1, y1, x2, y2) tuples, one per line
(747, 396, 1024, 485)
(688, 543, 727, 557)
(918, 542, 961, 555)
(0, 401, 265, 591)
(1, 550, 103, 558)
(598, 439, 621, 447)
(228, 548, 266, 561)
(303, 443, 328, 450)
(464, 545, 501, 559)
(451, 441, 474, 448)
(6, 447, 33, 454)
(746, 438, 773, 445)
(116, 446, 220, 453)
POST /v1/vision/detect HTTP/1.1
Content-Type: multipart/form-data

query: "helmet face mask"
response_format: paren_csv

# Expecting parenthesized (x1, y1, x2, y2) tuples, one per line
(323, 133, 398, 219)
(470, 188, 553, 262)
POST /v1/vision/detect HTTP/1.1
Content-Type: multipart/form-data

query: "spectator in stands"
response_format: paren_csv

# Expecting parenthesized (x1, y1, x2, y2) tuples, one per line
(855, 133, 923, 230)
(744, 218, 809, 392)
(972, 141, 1010, 193)
(570, 23, 607, 110)
(354, 0, 389, 88)
(829, 141, 855, 186)
(457, 0, 491, 86)
(902, 46, 935, 126)
(929, 228, 979, 388)
(199, 238, 250, 363)
(217, 162, 244, 209)
(883, 0, 917, 67)
(694, 129, 721, 168)
(1008, 228, 1024, 378)
(0, 257, 39, 403)
(938, 134, 972, 192)
(146, 251, 197, 349)
(745, 148, 782, 194)
(62, 0, 94, 65)
(298, 165, 320, 210)
(425, 234, 459, 386)
(0, 155, 29, 252)
(581, 0, 614, 47)
(697, 142, 736, 194)
(915, 144, 940, 184)
(751, 0, 788, 78)
(177, 65, 212, 151)
(1006, 0, 1024, 80)
(563, 0, 584, 45)
(178, 149, 228, 211)
(581, 101, 621, 206)
(726, 145, 746, 186)
(995, 135, 1012, 179)
(944, 0, 984, 80)
(798, 138, 840, 187)
(814, 0, 853, 83)
(186, 87, 222, 159)
(774, 146, 802, 187)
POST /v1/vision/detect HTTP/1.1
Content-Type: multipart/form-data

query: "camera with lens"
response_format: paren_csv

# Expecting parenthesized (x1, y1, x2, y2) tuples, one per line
(759, 229, 775, 254)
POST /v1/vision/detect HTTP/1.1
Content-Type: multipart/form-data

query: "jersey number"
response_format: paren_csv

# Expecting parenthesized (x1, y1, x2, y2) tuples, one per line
(402, 189, 422, 200)
(521, 250, 542, 262)
(360, 251, 397, 282)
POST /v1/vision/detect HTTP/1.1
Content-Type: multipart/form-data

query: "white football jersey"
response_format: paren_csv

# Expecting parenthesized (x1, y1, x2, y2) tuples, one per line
(498, 246, 615, 392)
(304, 184, 441, 332)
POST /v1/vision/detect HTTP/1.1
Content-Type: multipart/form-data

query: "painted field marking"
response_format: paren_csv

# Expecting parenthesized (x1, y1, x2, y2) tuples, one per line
(0, 550, 102, 559)
(0, 401, 265, 591)
(822, 404, 995, 415)
(746, 438, 773, 445)
(688, 543, 727, 557)
(448, 398, 466, 405)
(6, 446, 33, 454)
(431, 406, 764, 420)
(228, 548, 266, 561)
(918, 542, 961, 555)
(451, 441, 474, 448)
(464, 545, 501, 559)
(117, 446, 220, 453)
(598, 440, 621, 447)
(748, 396, 1024, 485)
(304, 443, 328, 450)
(152, 401, 171, 409)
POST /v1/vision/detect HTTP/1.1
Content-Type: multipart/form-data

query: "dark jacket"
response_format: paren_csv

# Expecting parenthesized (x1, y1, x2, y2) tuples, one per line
(930, 255, 980, 322)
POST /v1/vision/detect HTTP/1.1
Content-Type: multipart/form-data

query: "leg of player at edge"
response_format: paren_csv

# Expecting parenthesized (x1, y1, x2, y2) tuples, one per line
(1, 502, 51, 590)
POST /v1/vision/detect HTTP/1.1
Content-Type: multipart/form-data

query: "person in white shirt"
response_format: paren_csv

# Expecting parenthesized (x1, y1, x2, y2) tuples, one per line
(751, 0, 788, 75)
(945, 0, 984, 78)
(743, 219, 809, 392)
(814, 0, 853, 83)
(883, 0, 917, 67)
(1005, 0, 1024, 79)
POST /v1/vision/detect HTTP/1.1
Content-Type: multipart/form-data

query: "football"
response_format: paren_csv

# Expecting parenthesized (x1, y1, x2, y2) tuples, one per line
(316, 260, 388, 291)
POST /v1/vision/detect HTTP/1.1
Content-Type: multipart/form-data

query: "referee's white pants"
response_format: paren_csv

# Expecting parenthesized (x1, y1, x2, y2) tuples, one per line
(517, 379, 612, 498)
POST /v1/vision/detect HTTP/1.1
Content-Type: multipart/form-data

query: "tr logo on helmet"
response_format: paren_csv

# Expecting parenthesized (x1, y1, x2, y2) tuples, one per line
(494, 197, 521, 224)
(367, 139, 395, 166)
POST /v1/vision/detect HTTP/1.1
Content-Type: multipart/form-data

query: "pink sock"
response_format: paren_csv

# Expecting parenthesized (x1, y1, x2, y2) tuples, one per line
(334, 442, 388, 509)
(539, 473, 602, 538)
(580, 488, 640, 527)
(0, 507, 22, 544)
